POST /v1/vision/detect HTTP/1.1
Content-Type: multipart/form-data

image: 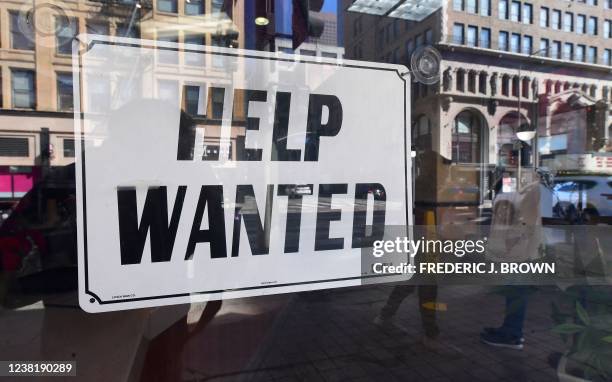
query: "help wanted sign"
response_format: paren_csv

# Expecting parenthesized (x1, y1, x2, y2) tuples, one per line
(74, 36, 411, 312)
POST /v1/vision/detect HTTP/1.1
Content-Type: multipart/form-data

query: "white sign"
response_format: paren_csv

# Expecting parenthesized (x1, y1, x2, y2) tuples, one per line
(74, 36, 411, 312)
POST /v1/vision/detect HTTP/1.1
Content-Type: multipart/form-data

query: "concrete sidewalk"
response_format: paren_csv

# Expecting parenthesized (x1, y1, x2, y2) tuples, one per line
(180, 285, 564, 382)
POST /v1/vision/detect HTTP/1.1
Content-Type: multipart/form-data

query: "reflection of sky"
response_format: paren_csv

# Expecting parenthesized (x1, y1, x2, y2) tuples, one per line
(275, 0, 338, 36)
(322, 0, 338, 13)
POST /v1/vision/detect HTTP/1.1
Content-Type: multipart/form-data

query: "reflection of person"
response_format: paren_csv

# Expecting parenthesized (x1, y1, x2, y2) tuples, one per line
(373, 216, 459, 355)
(374, 283, 440, 342)
(372, 147, 465, 355)
(480, 286, 535, 350)
(481, 173, 543, 350)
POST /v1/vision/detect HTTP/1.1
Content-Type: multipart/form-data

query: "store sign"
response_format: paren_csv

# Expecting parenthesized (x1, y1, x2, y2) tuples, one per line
(74, 36, 411, 312)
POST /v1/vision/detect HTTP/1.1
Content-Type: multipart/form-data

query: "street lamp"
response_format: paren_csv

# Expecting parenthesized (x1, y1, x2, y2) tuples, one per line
(516, 46, 550, 191)
(516, 130, 536, 191)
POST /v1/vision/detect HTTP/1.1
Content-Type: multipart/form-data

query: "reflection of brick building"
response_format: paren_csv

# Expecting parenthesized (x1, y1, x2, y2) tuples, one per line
(0, 0, 245, 204)
(344, 0, 612, 220)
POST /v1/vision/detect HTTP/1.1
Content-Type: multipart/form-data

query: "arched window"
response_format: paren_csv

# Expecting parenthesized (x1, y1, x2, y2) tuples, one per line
(581, 84, 589, 93)
(512, 76, 519, 97)
(497, 112, 526, 167)
(468, 71, 477, 93)
(521, 77, 530, 98)
(452, 110, 482, 163)
(545, 80, 553, 94)
(502, 75, 510, 96)
(479, 72, 487, 94)
(456, 69, 466, 92)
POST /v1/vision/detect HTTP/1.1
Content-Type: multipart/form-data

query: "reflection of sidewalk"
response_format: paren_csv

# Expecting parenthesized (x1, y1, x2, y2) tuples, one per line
(182, 285, 562, 381)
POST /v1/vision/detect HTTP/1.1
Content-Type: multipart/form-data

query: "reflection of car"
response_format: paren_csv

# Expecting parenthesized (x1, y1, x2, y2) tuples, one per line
(0, 201, 17, 226)
(552, 176, 612, 222)
(284, 184, 313, 198)
(0, 164, 77, 300)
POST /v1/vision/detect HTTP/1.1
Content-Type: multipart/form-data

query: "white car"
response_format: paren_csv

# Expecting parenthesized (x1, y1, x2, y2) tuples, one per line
(552, 175, 612, 222)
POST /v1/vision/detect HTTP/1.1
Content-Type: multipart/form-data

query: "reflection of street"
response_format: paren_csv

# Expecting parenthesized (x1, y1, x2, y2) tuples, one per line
(142, 285, 563, 381)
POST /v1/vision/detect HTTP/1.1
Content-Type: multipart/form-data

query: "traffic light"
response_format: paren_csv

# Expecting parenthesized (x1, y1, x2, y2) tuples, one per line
(292, 0, 325, 50)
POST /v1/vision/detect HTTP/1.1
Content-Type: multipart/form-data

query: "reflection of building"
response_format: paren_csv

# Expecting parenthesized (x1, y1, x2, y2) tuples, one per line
(273, 1, 345, 59)
(0, 0, 244, 204)
(344, 0, 612, 220)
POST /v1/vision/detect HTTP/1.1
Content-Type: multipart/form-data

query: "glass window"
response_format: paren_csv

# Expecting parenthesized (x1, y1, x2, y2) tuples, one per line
(587, 46, 597, 63)
(4, 3, 612, 379)
(540, 38, 549, 56)
(563, 43, 573, 60)
(588, 17, 598, 35)
(57, 72, 73, 111)
(211, 37, 227, 66)
(157, 0, 178, 13)
(552, 10, 561, 30)
(480, 28, 491, 48)
(453, 23, 464, 44)
(564, 12, 573, 32)
(523, 3, 532, 24)
(452, 111, 481, 163)
(116, 23, 140, 38)
(523, 35, 532, 55)
(577, 15, 586, 34)
(185, 0, 204, 15)
(499, 31, 509, 51)
(184, 34, 205, 66)
(604, 49, 612, 65)
(11, 69, 35, 109)
(10, 11, 34, 50)
(540, 7, 549, 27)
(510, 33, 520, 53)
(210, 87, 224, 119)
(211, 0, 224, 13)
(86, 21, 109, 36)
(510, 1, 521, 22)
(56, 17, 78, 55)
(499, 0, 508, 19)
(63, 138, 75, 158)
(183, 85, 202, 115)
(466, 0, 477, 13)
(467, 26, 478, 47)
(605, 20, 611, 38)
(576, 44, 586, 61)
(552, 40, 561, 58)
(0, 137, 29, 157)
(157, 34, 179, 64)
(480, 0, 491, 16)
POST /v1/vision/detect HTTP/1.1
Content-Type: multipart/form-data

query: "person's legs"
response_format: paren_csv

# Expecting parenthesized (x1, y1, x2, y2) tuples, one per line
(481, 286, 532, 349)
(500, 287, 529, 338)
(379, 284, 416, 320)
(418, 285, 440, 339)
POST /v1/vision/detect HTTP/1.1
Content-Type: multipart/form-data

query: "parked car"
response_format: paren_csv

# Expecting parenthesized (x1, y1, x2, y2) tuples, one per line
(552, 175, 612, 223)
